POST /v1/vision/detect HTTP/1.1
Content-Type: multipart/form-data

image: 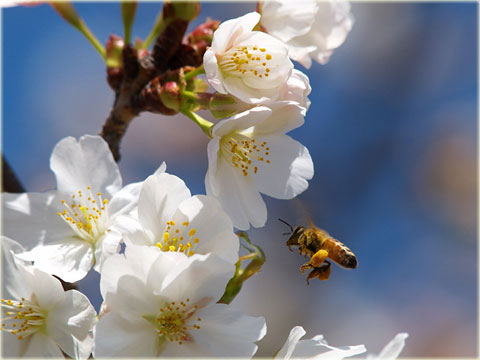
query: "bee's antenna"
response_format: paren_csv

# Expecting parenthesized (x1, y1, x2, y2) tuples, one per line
(278, 218, 294, 233)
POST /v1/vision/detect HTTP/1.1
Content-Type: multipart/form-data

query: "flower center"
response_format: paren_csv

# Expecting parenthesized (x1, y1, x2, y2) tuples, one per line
(155, 221, 200, 257)
(219, 45, 274, 79)
(150, 298, 201, 345)
(57, 186, 110, 244)
(1, 296, 45, 341)
(221, 132, 271, 177)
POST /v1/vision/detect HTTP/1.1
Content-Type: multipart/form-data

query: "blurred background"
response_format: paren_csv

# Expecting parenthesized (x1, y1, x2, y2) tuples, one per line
(2, 2, 477, 357)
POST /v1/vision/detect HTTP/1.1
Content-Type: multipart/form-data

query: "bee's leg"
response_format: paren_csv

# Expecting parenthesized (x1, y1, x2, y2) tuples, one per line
(311, 249, 329, 267)
(286, 238, 298, 252)
(306, 261, 331, 285)
(300, 249, 328, 273)
(299, 262, 313, 274)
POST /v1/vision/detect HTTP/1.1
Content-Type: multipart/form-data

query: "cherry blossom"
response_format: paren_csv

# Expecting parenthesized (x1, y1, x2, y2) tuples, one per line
(2, 135, 165, 282)
(94, 245, 266, 357)
(204, 11, 293, 104)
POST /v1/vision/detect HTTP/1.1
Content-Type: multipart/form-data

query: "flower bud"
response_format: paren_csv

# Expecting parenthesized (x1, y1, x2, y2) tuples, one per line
(187, 19, 220, 55)
(209, 93, 251, 119)
(105, 34, 124, 68)
(160, 81, 181, 112)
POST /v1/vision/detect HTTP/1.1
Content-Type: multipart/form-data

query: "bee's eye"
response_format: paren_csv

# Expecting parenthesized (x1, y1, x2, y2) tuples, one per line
(294, 226, 303, 235)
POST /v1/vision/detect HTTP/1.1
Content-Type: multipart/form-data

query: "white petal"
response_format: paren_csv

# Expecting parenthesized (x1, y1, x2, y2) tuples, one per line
(160, 340, 211, 357)
(290, 0, 353, 66)
(193, 304, 266, 357)
(252, 135, 313, 199)
(313, 0, 353, 50)
(107, 180, 143, 219)
(137, 173, 191, 239)
(105, 273, 161, 323)
(93, 230, 122, 272)
(235, 31, 293, 89)
(212, 106, 272, 138)
(211, 157, 267, 230)
(15, 262, 66, 310)
(276, 326, 307, 360)
(94, 312, 158, 357)
(204, 49, 227, 93)
(222, 72, 280, 104)
(293, 340, 366, 359)
(278, 69, 312, 109)
(206, 138, 221, 196)
(50, 135, 122, 197)
(1, 236, 31, 300)
(48, 290, 96, 359)
(22, 332, 64, 358)
(253, 101, 305, 135)
(171, 195, 239, 264)
(369, 333, 409, 360)
(20, 239, 94, 283)
(2, 331, 22, 357)
(211, 12, 261, 53)
(156, 254, 234, 305)
(260, 0, 318, 42)
(287, 41, 316, 68)
(111, 214, 155, 247)
(153, 161, 167, 175)
(100, 246, 160, 303)
(2, 191, 70, 247)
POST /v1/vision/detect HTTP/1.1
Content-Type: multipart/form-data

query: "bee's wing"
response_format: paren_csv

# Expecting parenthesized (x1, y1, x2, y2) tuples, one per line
(293, 198, 315, 228)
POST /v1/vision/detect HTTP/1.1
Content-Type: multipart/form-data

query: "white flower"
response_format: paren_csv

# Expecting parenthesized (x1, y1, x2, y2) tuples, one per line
(259, 0, 353, 68)
(367, 333, 409, 360)
(204, 11, 293, 104)
(94, 245, 266, 357)
(1, 237, 97, 358)
(2, 135, 166, 282)
(112, 172, 239, 264)
(206, 105, 314, 230)
(275, 326, 366, 360)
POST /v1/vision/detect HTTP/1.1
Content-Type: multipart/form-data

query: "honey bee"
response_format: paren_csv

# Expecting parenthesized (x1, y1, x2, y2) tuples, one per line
(279, 219, 358, 284)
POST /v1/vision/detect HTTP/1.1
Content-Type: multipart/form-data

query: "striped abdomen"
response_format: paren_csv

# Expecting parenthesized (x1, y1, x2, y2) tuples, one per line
(323, 237, 358, 269)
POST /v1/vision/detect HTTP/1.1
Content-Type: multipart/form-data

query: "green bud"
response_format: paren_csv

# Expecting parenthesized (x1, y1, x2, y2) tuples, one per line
(105, 34, 124, 68)
(209, 93, 251, 119)
(160, 81, 181, 112)
(218, 232, 265, 304)
(192, 78, 209, 93)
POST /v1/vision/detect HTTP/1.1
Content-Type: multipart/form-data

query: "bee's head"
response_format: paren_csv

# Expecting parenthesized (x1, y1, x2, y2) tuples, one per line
(292, 225, 305, 237)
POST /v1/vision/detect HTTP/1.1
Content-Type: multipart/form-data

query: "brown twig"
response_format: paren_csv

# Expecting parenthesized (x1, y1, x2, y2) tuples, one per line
(2, 155, 25, 193)
(100, 2, 201, 162)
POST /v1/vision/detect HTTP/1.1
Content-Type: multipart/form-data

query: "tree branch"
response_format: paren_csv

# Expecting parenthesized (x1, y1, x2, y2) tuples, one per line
(2, 155, 25, 193)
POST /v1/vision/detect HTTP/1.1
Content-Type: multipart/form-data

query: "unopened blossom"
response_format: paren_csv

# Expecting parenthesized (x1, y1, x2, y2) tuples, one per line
(259, 0, 353, 68)
(206, 105, 314, 230)
(204, 11, 293, 104)
(275, 326, 366, 360)
(367, 333, 409, 360)
(94, 245, 266, 357)
(1, 237, 96, 358)
(112, 172, 239, 264)
(2, 135, 165, 282)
